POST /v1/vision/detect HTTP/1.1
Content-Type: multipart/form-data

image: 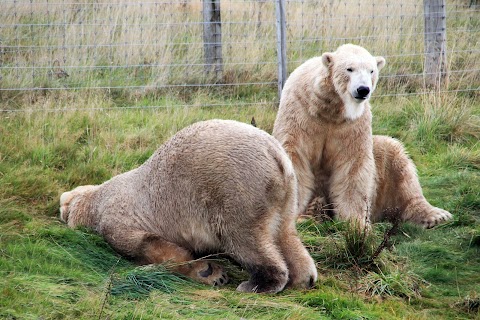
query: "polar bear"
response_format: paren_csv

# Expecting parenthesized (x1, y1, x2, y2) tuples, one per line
(272, 44, 452, 228)
(60, 119, 317, 293)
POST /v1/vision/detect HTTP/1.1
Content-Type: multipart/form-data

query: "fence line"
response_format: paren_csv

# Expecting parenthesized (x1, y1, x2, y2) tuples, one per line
(0, 0, 478, 111)
(3, 88, 479, 114)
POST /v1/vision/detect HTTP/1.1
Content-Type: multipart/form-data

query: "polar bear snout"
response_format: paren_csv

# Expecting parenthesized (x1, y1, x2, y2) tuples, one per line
(347, 68, 375, 104)
(355, 86, 370, 100)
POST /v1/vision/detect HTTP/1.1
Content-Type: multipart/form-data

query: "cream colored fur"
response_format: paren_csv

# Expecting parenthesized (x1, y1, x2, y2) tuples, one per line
(60, 119, 317, 293)
(273, 44, 452, 228)
(371, 136, 452, 227)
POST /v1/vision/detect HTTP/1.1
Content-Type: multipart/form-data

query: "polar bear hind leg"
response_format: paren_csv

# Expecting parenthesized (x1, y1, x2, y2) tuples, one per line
(372, 136, 452, 228)
(102, 225, 228, 286)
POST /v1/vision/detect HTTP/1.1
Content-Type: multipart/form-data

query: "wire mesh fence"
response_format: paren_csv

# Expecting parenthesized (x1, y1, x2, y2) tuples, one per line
(0, 0, 478, 111)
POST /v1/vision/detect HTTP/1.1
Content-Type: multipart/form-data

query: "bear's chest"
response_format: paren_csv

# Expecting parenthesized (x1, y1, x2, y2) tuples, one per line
(317, 118, 372, 169)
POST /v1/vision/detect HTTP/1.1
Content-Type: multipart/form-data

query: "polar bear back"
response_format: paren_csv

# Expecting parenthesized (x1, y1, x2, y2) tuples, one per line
(85, 120, 297, 253)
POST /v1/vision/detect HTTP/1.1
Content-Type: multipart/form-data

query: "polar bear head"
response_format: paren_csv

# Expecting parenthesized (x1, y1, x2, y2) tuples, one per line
(321, 44, 385, 120)
(60, 185, 97, 226)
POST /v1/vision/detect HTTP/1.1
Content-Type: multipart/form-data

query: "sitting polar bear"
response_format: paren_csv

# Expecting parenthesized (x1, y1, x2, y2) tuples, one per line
(60, 119, 317, 293)
(273, 44, 452, 229)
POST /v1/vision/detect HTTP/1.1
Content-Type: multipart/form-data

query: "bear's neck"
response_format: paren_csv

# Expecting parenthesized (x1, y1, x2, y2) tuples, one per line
(69, 191, 99, 229)
(309, 75, 355, 124)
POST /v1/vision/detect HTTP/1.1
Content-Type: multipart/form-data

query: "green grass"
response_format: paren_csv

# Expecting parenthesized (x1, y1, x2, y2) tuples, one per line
(1, 90, 479, 319)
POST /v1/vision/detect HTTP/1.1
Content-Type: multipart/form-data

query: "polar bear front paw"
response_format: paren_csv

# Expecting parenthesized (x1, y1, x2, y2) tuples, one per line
(236, 265, 288, 293)
(421, 207, 453, 228)
(287, 263, 318, 290)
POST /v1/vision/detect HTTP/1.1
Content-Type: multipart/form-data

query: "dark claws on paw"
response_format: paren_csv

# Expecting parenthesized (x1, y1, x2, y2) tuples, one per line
(199, 262, 213, 278)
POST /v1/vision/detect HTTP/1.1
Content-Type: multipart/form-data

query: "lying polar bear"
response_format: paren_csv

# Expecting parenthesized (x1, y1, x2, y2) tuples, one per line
(273, 44, 452, 229)
(60, 119, 317, 293)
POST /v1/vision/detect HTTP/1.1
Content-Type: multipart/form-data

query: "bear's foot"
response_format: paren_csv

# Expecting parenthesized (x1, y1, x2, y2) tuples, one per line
(404, 200, 453, 229)
(236, 265, 288, 293)
(286, 270, 317, 290)
(277, 223, 318, 290)
(419, 206, 453, 229)
(185, 261, 229, 286)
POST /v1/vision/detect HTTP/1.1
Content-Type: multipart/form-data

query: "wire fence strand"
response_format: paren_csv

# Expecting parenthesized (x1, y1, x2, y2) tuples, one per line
(0, 0, 478, 112)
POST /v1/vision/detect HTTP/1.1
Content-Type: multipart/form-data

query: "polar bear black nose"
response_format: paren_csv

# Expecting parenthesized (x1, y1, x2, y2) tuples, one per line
(357, 86, 370, 98)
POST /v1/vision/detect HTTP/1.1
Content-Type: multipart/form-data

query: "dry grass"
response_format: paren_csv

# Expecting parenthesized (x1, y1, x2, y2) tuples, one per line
(1, 0, 478, 101)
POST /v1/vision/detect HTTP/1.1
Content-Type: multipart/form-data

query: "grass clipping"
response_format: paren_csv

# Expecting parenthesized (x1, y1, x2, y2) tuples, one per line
(110, 265, 196, 299)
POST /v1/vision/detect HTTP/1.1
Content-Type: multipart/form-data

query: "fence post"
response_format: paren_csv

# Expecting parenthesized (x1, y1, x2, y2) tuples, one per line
(275, 0, 287, 100)
(203, 0, 223, 80)
(423, 0, 448, 89)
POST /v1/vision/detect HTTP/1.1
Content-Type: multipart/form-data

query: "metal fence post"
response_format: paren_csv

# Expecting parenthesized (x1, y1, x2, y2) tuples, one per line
(203, 0, 223, 80)
(423, 0, 448, 89)
(275, 0, 287, 100)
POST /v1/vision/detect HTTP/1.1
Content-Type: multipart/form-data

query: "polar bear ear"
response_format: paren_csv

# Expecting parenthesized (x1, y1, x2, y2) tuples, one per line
(376, 56, 386, 71)
(322, 52, 334, 67)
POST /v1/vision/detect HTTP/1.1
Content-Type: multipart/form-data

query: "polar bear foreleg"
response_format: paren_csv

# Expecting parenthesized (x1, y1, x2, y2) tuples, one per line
(328, 163, 374, 229)
(277, 219, 318, 289)
(230, 207, 292, 293)
(233, 232, 290, 293)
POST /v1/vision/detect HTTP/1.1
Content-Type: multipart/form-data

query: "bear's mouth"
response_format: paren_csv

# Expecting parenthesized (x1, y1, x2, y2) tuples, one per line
(354, 96, 367, 101)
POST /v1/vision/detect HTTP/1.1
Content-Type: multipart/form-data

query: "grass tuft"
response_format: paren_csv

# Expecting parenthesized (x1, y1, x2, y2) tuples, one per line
(300, 216, 427, 302)
(357, 269, 427, 299)
(402, 93, 480, 154)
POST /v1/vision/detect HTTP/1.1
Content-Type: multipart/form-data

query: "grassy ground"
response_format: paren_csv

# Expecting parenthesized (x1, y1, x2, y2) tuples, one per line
(1, 89, 479, 319)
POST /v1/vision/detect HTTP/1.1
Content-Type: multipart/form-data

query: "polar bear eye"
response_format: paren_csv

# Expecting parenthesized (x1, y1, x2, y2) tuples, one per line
(347, 68, 353, 72)
(370, 70, 374, 74)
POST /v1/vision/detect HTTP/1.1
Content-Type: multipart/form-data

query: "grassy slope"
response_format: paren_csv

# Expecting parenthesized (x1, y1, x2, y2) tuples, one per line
(1, 91, 479, 319)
